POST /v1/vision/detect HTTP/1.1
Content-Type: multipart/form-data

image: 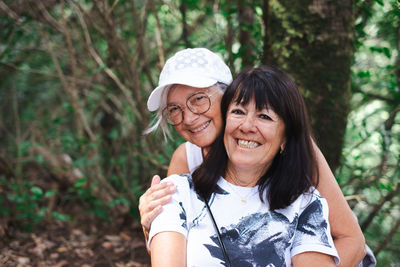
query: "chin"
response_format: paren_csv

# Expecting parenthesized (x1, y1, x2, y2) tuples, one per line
(196, 140, 213, 148)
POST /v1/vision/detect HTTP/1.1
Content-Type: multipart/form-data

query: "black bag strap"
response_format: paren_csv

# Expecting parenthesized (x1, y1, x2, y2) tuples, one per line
(203, 197, 232, 267)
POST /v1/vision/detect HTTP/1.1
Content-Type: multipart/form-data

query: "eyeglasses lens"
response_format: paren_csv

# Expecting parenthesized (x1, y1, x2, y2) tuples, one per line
(165, 92, 212, 125)
(187, 93, 211, 114)
(164, 105, 183, 125)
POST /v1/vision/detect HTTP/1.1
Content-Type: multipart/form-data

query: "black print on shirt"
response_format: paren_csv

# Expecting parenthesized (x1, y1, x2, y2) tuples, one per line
(294, 197, 330, 247)
(179, 174, 230, 228)
(204, 198, 330, 267)
(178, 201, 187, 229)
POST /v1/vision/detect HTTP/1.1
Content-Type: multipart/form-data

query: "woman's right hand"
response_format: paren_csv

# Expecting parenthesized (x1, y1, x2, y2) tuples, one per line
(139, 175, 177, 237)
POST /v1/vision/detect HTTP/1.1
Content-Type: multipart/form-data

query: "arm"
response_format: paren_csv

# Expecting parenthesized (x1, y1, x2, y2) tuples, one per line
(139, 175, 175, 249)
(314, 142, 366, 266)
(139, 143, 189, 252)
(167, 142, 190, 176)
(148, 175, 189, 267)
(140, 144, 189, 231)
(292, 252, 336, 267)
(151, 231, 186, 267)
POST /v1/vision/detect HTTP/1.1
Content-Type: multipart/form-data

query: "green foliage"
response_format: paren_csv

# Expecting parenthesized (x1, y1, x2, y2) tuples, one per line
(339, 0, 400, 264)
(1, 179, 46, 230)
(0, 0, 399, 264)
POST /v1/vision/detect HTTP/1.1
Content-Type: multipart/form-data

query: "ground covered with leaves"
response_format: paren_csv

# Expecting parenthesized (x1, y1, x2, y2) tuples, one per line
(1, 219, 150, 267)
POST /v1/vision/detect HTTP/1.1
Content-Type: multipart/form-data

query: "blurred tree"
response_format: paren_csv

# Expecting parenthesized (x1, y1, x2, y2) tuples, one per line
(267, 0, 355, 171)
(0, 0, 399, 263)
(338, 0, 400, 264)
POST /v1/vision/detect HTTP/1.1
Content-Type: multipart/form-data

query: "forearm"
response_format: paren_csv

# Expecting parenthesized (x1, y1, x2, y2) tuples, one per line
(313, 141, 366, 266)
(334, 235, 366, 267)
(151, 232, 186, 267)
(328, 196, 366, 266)
(139, 175, 176, 255)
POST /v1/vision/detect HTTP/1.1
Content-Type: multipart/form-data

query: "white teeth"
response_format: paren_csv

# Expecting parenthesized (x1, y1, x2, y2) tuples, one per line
(191, 121, 210, 133)
(237, 139, 259, 149)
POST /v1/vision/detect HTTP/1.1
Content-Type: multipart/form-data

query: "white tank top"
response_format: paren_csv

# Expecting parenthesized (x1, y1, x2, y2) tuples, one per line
(185, 142, 203, 174)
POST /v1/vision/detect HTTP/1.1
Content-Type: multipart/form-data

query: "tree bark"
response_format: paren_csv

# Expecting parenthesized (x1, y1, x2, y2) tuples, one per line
(238, 0, 256, 67)
(269, 0, 355, 171)
(179, 0, 192, 48)
(261, 0, 271, 64)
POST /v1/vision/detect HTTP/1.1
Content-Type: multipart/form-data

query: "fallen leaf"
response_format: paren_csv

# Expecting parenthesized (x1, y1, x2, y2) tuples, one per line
(17, 257, 30, 264)
(102, 241, 112, 249)
(54, 260, 68, 267)
(50, 253, 59, 259)
(105, 235, 121, 243)
(56, 247, 68, 253)
(120, 232, 131, 241)
(114, 247, 125, 254)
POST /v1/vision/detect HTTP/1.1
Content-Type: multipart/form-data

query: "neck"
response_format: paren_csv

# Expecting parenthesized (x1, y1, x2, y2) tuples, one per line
(201, 146, 210, 158)
(225, 162, 265, 187)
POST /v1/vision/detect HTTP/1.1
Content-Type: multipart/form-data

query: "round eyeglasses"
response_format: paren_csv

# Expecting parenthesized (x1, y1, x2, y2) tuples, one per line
(163, 91, 217, 126)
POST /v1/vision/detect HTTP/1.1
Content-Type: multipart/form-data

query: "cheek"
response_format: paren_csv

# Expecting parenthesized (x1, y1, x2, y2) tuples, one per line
(223, 130, 234, 155)
(261, 123, 281, 138)
(223, 119, 234, 145)
(276, 125, 286, 145)
(224, 116, 234, 133)
(209, 98, 222, 120)
(173, 125, 186, 137)
(209, 109, 223, 130)
(215, 117, 223, 133)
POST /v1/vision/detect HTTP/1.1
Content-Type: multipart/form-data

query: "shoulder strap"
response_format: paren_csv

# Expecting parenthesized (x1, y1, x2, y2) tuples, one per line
(203, 197, 231, 267)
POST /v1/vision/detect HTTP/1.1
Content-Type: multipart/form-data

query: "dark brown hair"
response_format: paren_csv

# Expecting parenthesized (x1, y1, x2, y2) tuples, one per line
(192, 66, 318, 210)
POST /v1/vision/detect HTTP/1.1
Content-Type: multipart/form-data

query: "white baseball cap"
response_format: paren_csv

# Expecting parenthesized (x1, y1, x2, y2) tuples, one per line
(147, 48, 233, 111)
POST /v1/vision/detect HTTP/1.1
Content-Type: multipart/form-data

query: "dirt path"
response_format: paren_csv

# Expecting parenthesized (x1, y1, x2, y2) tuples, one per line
(1, 220, 150, 267)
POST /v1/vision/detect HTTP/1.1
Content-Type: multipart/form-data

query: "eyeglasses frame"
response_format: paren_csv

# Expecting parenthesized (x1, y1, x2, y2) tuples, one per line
(163, 89, 219, 126)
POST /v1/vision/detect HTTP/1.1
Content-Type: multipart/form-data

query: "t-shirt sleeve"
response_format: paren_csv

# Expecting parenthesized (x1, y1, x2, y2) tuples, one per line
(147, 174, 190, 250)
(291, 194, 340, 265)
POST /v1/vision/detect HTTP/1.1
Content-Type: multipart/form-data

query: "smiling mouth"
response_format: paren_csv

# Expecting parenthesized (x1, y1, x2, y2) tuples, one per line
(237, 139, 260, 149)
(190, 121, 210, 133)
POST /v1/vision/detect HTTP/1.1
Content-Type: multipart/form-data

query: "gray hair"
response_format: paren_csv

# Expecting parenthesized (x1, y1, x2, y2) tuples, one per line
(143, 82, 228, 140)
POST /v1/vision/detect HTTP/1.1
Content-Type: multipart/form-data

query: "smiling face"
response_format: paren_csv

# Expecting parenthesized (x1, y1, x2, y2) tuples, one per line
(223, 98, 286, 180)
(167, 84, 223, 149)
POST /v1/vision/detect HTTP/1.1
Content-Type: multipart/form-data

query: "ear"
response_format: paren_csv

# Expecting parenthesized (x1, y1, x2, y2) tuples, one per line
(280, 141, 286, 154)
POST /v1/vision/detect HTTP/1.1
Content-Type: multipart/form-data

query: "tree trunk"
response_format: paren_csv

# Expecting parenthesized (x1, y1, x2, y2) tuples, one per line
(238, 0, 256, 67)
(268, 0, 355, 171)
(261, 0, 272, 64)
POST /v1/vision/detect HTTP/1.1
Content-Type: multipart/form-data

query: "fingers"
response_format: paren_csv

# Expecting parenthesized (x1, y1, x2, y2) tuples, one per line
(140, 193, 173, 231)
(146, 194, 173, 211)
(139, 177, 177, 231)
(141, 204, 163, 232)
(139, 182, 176, 213)
(148, 182, 176, 201)
(151, 175, 161, 186)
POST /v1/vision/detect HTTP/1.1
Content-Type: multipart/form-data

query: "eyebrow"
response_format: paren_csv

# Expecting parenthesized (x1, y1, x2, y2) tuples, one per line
(233, 101, 271, 110)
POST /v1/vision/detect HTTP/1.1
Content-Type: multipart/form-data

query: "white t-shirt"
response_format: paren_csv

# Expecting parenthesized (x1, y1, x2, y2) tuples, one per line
(185, 141, 203, 174)
(149, 174, 339, 266)
(184, 141, 375, 266)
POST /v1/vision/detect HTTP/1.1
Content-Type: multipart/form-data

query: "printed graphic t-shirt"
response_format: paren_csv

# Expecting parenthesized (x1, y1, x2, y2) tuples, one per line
(149, 174, 339, 267)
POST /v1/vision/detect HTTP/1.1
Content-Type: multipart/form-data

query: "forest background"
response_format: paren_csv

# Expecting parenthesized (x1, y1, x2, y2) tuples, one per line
(0, 0, 399, 266)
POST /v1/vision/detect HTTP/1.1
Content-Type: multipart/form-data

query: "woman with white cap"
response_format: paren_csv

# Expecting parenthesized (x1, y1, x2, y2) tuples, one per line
(150, 66, 340, 266)
(140, 48, 368, 266)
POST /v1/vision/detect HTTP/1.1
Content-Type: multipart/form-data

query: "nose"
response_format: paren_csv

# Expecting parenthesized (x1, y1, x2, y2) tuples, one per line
(239, 114, 256, 132)
(182, 108, 200, 125)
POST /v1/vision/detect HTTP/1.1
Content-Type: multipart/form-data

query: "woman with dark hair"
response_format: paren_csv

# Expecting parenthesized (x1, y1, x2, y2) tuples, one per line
(149, 66, 340, 266)
(140, 48, 368, 267)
